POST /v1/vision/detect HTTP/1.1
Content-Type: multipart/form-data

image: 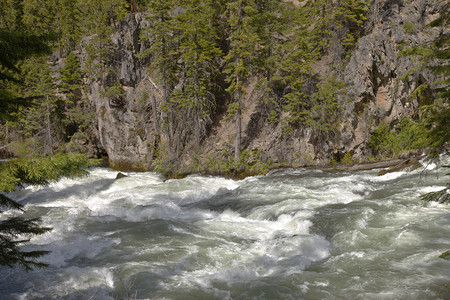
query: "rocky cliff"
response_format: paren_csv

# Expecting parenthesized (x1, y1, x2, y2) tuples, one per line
(81, 0, 444, 172)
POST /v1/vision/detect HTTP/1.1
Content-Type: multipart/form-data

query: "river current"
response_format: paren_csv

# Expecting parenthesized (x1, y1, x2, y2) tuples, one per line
(1, 158, 449, 299)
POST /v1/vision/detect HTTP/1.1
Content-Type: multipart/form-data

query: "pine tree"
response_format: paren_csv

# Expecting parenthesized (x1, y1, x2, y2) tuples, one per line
(335, 0, 370, 49)
(252, 0, 285, 78)
(140, 0, 180, 160)
(15, 58, 63, 156)
(308, 0, 336, 53)
(401, 4, 449, 203)
(81, 0, 128, 82)
(22, 0, 82, 57)
(0, 154, 98, 270)
(224, 0, 260, 160)
(306, 76, 345, 132)
(0, 30, 52, 120)
(401, 4, 449, 153)
(279, 5, 318, 133)
(173, 0, 222, 149)
(59, 52, 82, 100)
(0, 10, 100, 270)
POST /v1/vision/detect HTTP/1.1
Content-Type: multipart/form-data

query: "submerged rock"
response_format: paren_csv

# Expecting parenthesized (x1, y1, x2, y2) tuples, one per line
(115, 172, 128, 179)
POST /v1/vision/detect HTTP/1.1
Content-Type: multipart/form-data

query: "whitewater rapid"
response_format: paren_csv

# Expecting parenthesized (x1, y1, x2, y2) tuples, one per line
(1, 159, 449, 299)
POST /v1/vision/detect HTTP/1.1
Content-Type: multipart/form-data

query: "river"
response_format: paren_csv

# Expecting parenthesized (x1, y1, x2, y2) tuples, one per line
(1, 158, 449, 299)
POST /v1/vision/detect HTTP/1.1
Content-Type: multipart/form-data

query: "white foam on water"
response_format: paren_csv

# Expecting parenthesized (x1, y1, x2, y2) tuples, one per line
(166, 231, 331, 293)
(163, 207, 331, 291)
(369, 170, 407, 182)
(2, 161, 449, 299)
(47, 266, 115, 299)
(38, 235, 121, 267)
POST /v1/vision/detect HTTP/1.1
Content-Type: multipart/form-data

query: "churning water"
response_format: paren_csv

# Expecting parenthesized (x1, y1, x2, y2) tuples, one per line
(1, 158, 449, 299)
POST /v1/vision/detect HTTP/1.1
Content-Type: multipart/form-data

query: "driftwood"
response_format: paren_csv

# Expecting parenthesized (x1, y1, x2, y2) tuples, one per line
(324, 157, 424, 174)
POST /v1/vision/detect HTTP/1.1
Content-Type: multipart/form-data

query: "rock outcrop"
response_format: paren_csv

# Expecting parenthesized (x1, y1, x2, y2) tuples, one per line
(81, 13, 161, 170)
(80, 0, 444, 171)
(340, 0, 442, 159)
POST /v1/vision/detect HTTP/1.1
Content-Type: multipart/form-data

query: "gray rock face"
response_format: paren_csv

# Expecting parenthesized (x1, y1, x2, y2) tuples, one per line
(339, 0, 442, 159)
(237, 0, 442, 166)
(81, 13, 160, 170)
(80, 0, 443, 170)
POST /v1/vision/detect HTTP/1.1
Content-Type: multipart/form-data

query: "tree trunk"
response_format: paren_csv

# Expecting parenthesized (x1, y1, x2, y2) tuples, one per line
(234, 1, 243, 161)
(193, 60, 201, 149)
(160, 26, 175, 161)
(151, 94, 161, 136)
(45, 97, 54, 156)
(235, 69, 241, 160)
(56, 1, 62, 60)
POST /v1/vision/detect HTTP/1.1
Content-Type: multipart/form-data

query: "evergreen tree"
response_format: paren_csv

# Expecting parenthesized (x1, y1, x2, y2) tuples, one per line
(224, 0, 260, 159)
(81, 0, 128, 82)
(140, 0, 180, 160)
(0, 154, 98, 270)
(279, 5, 318, 134)
(0, 9, 99, 270)
(252, 0, 285, 78)
(401, 4, 449, 153)
(59, 51, 82, 102)
(22, 0, 82, 57)
(335, 0, 370, 49)
(0, 30, 52, 120)
(306, 76, 345, 133)
(250, 0, 290, 124)
(173, 0, 222, 149)
(14, 58, 62, 156)
(308, 0, 336, 53)
(400, 4, 449, 203)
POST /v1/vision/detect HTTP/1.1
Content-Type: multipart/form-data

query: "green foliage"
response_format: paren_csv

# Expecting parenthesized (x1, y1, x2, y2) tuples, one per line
(419, 102, 450, 153)
(268, 110, 278, 124)
(282, 76, 345, 134)
(224, 0, 261, 159)
(400, 4, 449, 155)
(403, 21, 416, 34)
(7, 138, 39, 157)
(8, 57, 85, 155)
(0, 153, 99, 270)
(0, 217, 52, 271)
(59, 52, 82, 100)
(334, 0, 370, 49)
(329, 156, 338, 169)
(0, 153, 98, 189)
(139, 0, 184, 160)
(172, 0, 222, 148)
(341, 152, 353, 166)
(0, 30, 52, 119)
(307, 76, 345, 131)
(307, 0, 336, 53)
(439, 251, 450, 260)
(368, 118, 429, 157)
(152, 146, 273, 179)
(102, 84, 124, 100)
(201, 149, 273, 178)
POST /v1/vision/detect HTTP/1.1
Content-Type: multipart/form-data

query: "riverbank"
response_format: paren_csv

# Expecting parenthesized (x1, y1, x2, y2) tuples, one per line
(129, 150, 431, 180)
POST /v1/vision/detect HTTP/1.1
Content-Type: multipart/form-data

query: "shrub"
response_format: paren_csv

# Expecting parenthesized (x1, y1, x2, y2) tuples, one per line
(368, 118, 428, 157)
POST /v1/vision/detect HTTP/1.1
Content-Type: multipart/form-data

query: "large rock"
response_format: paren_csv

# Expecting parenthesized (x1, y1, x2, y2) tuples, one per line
(81, 13, 159, 171)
